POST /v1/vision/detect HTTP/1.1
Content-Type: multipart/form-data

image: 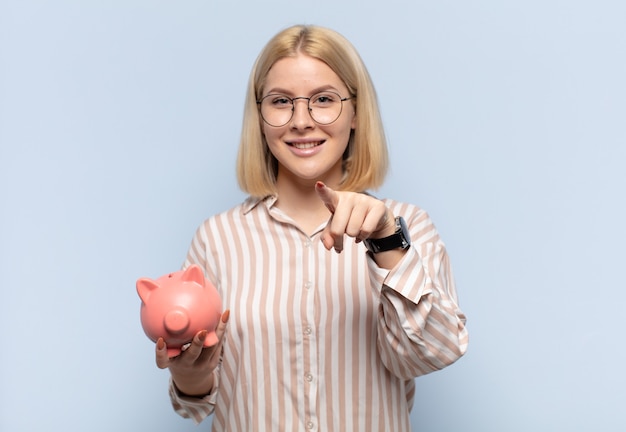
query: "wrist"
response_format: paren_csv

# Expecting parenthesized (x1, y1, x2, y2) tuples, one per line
(363, 215, 411, 254)
(369, 210, 397, 239)
(173, 373, 215, 398)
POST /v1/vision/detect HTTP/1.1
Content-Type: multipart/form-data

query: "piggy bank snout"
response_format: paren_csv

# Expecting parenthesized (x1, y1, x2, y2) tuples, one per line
(163, 308, 190, 334)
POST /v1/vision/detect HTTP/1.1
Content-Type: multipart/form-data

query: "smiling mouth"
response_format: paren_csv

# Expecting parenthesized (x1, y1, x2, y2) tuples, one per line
(289, 141, 325, 149)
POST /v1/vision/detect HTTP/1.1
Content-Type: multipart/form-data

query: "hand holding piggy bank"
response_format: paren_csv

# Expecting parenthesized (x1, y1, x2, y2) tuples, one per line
(136, 264, 222, 357)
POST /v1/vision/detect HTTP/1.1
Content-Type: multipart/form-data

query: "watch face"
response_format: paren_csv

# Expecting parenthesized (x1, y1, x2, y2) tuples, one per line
(398, 216, 410, 249)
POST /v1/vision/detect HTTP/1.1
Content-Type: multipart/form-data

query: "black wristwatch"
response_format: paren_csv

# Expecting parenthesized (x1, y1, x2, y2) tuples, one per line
(363, 216, 411, 253)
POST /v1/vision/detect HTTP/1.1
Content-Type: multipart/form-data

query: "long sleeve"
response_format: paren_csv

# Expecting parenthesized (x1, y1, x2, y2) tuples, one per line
(168, 363, 220, 424)
(368, 202, 468, 379)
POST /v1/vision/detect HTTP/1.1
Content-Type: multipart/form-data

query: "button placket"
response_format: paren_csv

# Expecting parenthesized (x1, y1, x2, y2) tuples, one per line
(301, 233, 318, 430)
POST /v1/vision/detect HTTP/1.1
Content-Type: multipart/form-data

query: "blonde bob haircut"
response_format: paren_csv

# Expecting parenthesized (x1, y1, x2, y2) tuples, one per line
(236, 25, 389, 197)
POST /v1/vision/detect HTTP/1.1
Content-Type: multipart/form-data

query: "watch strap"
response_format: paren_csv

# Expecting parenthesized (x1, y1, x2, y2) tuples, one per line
(363, 216, 410, 253)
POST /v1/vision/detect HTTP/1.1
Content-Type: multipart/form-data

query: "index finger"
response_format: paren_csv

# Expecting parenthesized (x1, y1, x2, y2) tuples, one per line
(179, 330, 209, 362)
(315, 181, 337, 214)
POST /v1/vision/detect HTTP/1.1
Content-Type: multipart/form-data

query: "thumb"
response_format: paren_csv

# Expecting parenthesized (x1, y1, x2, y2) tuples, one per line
(315, 181, 338, 214)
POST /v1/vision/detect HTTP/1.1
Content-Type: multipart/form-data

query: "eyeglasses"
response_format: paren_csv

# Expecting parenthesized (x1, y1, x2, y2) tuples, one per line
(257, 91, 353, 127)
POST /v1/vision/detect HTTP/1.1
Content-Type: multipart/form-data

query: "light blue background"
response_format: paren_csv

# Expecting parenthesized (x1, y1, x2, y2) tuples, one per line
(1, 1, 625, 431)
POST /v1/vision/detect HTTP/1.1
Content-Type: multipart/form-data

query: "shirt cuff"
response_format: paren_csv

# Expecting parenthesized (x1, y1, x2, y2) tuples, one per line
(168, 367, 220, 424)
(367, 245, 432, 303)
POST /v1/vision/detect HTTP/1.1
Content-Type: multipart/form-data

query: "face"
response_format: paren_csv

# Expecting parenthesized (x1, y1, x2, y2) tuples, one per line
(261, 54, 356, 188)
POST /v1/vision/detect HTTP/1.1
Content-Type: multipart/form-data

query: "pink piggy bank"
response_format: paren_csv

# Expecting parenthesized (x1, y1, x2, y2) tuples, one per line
(136, 264, 222, 357)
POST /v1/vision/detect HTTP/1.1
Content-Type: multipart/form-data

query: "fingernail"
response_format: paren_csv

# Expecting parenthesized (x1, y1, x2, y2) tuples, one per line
(198, 330, 207, 342)
(157, 338, 165, 350)
(315, 181, 325, 189)
(222, 309, 230, 323)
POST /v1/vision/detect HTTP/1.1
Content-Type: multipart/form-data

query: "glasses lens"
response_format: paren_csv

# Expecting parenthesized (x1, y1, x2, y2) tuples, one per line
(260, 94, 293, 127)
(309, 92, 343, 125)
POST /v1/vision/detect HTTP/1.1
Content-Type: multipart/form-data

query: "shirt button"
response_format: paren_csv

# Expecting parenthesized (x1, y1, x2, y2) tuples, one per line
(306, 421, 314, 429)
(303, 326, 312, 335)
(305, 373, 313, 382)
(304, 281, 312, 289)
(304, 239, 312, 248)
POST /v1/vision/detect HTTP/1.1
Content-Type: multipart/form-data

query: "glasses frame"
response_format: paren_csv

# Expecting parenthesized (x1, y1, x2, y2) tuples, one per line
(256, 91, 354, 127)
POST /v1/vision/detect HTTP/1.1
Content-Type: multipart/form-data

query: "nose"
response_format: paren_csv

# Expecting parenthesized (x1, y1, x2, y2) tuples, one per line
(290, 97, 314, 129)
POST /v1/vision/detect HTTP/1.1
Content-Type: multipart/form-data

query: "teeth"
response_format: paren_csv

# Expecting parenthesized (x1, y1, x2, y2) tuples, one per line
(292, 141, 321, 149)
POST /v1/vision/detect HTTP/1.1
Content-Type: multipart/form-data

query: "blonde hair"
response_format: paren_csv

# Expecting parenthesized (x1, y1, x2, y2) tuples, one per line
(236, 25, 389, 197)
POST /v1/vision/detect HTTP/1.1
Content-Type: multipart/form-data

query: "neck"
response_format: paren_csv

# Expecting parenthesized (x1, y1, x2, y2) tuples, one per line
(274, 175, 340, 235)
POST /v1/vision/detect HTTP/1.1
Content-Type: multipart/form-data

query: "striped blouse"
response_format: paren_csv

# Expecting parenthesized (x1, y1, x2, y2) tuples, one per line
(169, 195, 468, 431)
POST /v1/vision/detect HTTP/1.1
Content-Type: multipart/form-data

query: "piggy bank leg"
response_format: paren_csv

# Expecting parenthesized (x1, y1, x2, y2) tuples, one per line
(203, 331, 219, 347)
(167, 347, 182, 358)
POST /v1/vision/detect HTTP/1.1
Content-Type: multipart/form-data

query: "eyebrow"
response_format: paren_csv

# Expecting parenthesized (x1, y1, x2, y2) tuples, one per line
(262, 84, 343, 97)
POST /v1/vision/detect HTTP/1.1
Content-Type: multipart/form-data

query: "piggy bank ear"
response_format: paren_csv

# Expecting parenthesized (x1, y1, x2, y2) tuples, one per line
(136, 278, 159, 303)
(181, 264, 205, 287)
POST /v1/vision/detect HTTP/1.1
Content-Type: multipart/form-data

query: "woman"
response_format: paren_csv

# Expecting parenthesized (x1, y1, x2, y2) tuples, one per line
(154, 24, 468, 431)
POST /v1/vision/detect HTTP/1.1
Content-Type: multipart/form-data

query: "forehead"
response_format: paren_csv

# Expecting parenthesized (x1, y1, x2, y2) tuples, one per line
(263, 54, 345, 94)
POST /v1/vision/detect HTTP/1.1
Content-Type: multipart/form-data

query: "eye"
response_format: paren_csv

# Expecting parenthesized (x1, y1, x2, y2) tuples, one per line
(311, 92, 337, 106)
(268, 95, 292, 107)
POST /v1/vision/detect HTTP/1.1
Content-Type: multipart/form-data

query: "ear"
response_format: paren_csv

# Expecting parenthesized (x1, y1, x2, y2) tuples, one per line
(181, 264, 205, 287)
(136, 278, 159, 303)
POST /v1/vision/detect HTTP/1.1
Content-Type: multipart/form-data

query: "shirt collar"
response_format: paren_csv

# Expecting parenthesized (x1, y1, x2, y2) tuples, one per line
(242, 195, 277, 215)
